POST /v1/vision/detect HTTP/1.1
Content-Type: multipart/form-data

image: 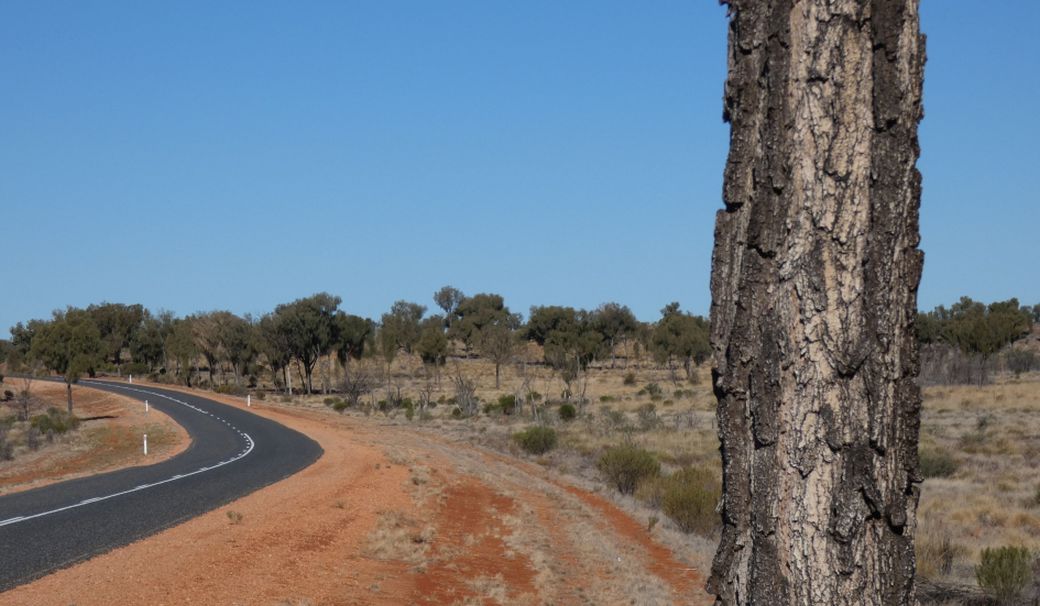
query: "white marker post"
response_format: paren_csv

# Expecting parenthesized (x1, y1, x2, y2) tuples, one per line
(143, 434, 148, 455)
(129, 374, 133, 384)
(247, 394, 251, 407)
(145, 400, 149, 413)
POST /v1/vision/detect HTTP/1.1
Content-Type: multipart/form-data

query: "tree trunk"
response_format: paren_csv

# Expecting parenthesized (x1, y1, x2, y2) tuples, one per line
(708, 2, 925, 605)
(66, 381, 73, 415)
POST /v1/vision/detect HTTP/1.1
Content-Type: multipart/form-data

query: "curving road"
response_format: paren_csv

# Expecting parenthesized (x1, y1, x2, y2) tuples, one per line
(0, 381, 323, 592)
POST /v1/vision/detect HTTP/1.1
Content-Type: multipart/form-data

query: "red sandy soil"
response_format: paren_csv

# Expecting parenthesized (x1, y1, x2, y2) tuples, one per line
(0, 382, 710, 606)
(0, 380, 189, 496)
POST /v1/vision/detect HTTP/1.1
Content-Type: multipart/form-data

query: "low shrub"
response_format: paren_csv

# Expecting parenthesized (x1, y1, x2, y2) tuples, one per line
(623, 372, 636, 386)
(2, 390, 13, 402)
(513, 426, 558, 455)
(331, 400, 349, 413)
(661, 467, 721, 536)
(558, 403, 577, 422)
(644, 383, 663, 398)
(598, 444, 660, 494)
(976, 545, 1033, 605)
(919, 445, 958, 479)
(213, 384, 248, 396)
(30, 408, 80, 435)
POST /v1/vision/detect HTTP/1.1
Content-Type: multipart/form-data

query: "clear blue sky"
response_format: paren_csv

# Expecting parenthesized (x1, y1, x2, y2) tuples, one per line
(2, 2, 1037, 332)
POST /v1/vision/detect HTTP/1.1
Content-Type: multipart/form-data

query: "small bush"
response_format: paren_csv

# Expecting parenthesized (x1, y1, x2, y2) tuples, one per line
(30, 408, 80, 435)
(2, 390, 13, 402)
(331, 400, 349, 413)
(661, 467, 722, 536)
(919, 445, 958, 479)
(644, 383, 663, 398)
(226, 510, 244, 525)
(598, 444, 660, 494)
(599, 395, 616, 403)
(623, 372, 636, 386)
(635, 475, 668, 508)
(498, 394, 517, 415)
(514, 426, 558, 455)
(976, 546, 1033, 605)
(558, 403, 577, 422)
(323, 397, 337, 406)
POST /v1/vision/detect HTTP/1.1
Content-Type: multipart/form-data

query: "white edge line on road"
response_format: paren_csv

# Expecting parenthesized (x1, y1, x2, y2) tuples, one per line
(0, 382, 255, 529)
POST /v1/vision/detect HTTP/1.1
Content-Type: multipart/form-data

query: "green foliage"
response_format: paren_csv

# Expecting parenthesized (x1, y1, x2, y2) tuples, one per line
(450, 293, 518, 350)
(213, 384, 248, 396)
(650, 303, 710, 382)
(268, 293, 342, 393)
(29, 308, 102, 407)
(622, 372, 636, 386)
(30, 408, 80, 435)
(433, 286, 464, 324)
(598, 444, 660, 494)
(918, 445, 958, 478)
(919, 297, 1033, 357)
(87, 302, 146, 367)
(513, 426, 558, 455)
(380, 300, 427, 356)
(660, 467, 722, 535)
(558, 403, 577, 421)
(975, 546, 1033, 605)
(415, 315, 448, 366)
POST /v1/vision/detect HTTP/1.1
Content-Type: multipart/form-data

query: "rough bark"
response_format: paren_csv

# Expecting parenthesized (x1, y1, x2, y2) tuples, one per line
(708, 1, 925, 605)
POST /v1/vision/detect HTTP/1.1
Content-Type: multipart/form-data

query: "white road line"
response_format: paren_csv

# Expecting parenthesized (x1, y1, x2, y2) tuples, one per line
(0, 382, 255, 529)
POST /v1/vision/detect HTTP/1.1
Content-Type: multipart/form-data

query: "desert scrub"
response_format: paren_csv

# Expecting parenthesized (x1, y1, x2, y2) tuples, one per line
(915, 526, 958, 579)
(513, 426, 558, 455)
(558, 403, 576, 422)
(975, 545, 1033, 605)
(30, 408, 80, 435)
(660, 466, 721, 536)
(598, 444, 660, 495)
(918, 444, 958, 479)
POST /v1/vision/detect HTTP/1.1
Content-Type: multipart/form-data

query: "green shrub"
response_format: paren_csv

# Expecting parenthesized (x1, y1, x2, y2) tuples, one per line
(323, 397, 337, 406)
(976, 546, 1033, 605)
(661, 467, 721, 535)
(623, 372, 636, 386)
(599, 395, 616, 403)
(919, 445, 958, 479)
(331, 400, 349, 413)
(124, 362, 150, 377)
(498, 394, 517, 415)
(598, 444, 660, 494)
(513, 426, 558, 455)
(30, 408, 80, 435)
(644, 383, 662, 398)
(213, 384, 248, 396)
(558, 403, 577, 422)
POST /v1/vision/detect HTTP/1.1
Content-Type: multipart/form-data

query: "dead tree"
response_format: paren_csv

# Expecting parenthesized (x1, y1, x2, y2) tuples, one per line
(708, 1, 925, 605)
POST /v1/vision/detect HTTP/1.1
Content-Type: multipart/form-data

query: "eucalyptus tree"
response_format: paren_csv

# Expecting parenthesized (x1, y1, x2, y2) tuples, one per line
(29, 308, 102, 413)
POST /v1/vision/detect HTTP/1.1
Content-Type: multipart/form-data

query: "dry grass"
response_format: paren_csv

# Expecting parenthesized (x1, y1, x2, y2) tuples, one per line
(213, 350, 1040, 595)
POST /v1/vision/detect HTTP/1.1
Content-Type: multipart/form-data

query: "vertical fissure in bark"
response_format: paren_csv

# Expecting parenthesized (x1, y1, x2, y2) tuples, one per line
(709, 1, 924, 605)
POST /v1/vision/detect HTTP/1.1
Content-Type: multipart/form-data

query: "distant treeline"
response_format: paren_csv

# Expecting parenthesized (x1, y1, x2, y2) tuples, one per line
(0, 287, 709, 394)
(2, 292, 1035, 395)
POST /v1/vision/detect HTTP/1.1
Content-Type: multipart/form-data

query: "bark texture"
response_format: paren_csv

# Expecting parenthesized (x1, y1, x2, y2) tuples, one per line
(708, 1, 925, 605)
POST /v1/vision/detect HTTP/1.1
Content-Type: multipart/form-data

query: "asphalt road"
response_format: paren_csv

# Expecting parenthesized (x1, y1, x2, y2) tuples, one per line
(0, 381, 323, 592)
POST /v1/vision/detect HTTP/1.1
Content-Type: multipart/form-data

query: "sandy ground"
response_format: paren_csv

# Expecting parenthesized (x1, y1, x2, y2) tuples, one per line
(0, 380, 189, 495)
(0, 382, 711, 606)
